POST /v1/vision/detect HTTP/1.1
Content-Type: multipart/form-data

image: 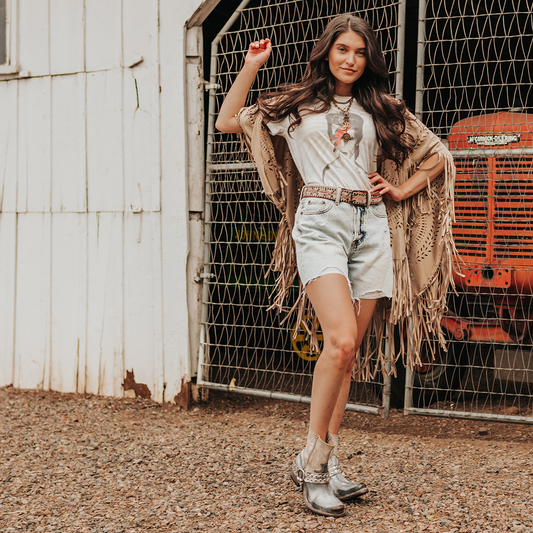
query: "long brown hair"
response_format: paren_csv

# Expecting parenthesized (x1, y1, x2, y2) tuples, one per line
(256, 15, 414, 165)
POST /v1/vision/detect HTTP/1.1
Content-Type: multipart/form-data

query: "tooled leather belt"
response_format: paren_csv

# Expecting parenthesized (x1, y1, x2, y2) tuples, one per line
(300, 185, 382, 207)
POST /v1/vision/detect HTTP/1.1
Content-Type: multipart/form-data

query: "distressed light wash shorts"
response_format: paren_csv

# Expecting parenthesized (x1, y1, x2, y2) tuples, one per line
(292, 196, 394, 301)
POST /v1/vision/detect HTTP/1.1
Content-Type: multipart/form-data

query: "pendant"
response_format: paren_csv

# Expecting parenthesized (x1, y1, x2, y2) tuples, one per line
(341, 112, 351, 142)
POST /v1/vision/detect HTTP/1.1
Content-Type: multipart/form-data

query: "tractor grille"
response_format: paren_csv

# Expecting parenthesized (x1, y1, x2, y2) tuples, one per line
(453, 156, 533, 261)
(453, 157, 489, 258)
(493, 156, 533, 260)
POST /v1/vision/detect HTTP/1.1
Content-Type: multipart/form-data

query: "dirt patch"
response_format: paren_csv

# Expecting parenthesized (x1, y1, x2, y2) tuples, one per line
(1, 386, 532, 533)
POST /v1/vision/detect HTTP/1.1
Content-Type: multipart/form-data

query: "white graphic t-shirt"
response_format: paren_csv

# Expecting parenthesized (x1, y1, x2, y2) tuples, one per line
(266, 96, 380, 190)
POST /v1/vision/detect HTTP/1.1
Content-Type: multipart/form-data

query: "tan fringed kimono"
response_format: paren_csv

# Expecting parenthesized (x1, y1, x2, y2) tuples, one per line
(235, 104, 457, 380)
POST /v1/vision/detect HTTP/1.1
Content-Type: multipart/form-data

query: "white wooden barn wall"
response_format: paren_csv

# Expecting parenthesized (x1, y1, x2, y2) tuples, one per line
(0, 0, 206, 401)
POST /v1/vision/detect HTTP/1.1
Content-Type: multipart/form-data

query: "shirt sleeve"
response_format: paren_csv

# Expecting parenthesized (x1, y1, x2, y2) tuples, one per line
(265, 115, 289, 137)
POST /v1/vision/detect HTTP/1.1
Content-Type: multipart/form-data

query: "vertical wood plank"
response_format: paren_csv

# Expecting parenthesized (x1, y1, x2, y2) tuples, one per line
(51, 73, 87, 213)
(123, 211, 164, 401)
(17, 78, 52, 214)
(186, 26, 205, 213)
(86, 212, 124, 397)
(122, 0, 155, 64)
(185, 26, 206, 385)
(159, 0, 193, 400)
(18, 0, 50, 76)
(0, 80, 18, 213)
(0, 213, 17, 386)
(49, 0, 85, 75)
(123, 0, 161, 214)
(85, 0, 122, 71)
(50, 213, 87, 393)
(14, 213, 52, 390)
(86, 70, 124, 213)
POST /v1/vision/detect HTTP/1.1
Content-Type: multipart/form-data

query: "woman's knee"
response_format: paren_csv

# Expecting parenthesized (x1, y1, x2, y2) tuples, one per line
(324, 333, 357, 369)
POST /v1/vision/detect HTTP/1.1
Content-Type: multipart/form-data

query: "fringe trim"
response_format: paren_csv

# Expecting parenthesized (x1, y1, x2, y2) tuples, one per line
(410, 153, 458, 364)
(353, 232, 456, 381)
(389, 152, 458, 374)
(266, 213, 298, 313)
(353, 152, 457, 380)
(354, 300, 388, 381)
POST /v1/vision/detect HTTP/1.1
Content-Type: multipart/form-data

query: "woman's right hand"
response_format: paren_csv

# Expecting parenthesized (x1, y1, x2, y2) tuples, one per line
(215, 39, 272, 133)
(244, 39, 272, 68)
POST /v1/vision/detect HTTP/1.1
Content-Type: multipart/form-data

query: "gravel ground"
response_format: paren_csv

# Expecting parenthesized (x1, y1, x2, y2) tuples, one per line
(1, 385, 532, 533)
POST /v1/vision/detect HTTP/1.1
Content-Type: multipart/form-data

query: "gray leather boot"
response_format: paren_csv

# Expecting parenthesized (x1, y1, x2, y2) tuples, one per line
(290, 429, 345, 517)
(327, 433, 368, 501)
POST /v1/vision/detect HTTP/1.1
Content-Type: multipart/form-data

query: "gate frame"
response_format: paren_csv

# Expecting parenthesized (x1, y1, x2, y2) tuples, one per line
(196, 0, 408, 418)
(407, 0, 533, 425)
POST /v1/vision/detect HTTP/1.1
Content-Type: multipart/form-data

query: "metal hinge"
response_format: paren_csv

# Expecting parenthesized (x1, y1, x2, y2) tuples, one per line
(194, 271, 215, 283)
(204, 82, 221, 92)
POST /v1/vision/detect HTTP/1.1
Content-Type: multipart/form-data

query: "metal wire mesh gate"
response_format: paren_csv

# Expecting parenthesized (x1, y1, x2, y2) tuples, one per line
(197, 0, 407, 415)
(406, 0, 533, 423)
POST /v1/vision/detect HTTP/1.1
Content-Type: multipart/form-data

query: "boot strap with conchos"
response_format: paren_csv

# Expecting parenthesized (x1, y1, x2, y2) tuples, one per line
(292, 462, 329, 485)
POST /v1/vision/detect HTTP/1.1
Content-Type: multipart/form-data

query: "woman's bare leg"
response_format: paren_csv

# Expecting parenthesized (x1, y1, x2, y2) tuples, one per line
(305, 273, 360, 442)
(327, 299, 377, 436)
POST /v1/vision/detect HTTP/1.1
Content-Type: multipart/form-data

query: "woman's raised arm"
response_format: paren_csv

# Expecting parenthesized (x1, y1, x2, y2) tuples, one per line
(215, 39, 272, 133)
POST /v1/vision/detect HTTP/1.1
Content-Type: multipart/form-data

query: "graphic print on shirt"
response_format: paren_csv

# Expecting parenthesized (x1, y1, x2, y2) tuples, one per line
(265, 101, 378, 190)
(326, 111, 364, 159)
(323, 111, 367, 182)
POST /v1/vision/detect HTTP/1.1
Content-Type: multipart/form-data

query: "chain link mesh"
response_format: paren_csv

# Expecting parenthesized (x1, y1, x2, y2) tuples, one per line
(418, 0, 533, 137)
(411, 0, 533, 421)
(200, 0, 404, 408)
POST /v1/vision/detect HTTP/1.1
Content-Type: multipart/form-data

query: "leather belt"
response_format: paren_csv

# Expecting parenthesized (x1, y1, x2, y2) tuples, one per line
(300, 185, 382, 207)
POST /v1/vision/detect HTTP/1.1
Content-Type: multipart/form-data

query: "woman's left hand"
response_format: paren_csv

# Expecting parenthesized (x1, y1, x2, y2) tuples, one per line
(368, 172, 406, 202)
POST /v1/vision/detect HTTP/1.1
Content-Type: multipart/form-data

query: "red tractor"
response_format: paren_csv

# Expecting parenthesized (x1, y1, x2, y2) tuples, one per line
(394, 111, 533, 405)
(448, 111, 533, 343)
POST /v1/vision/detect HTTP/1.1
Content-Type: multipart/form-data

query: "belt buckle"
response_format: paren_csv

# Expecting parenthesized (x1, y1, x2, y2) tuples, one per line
(366, 190, 372, 207)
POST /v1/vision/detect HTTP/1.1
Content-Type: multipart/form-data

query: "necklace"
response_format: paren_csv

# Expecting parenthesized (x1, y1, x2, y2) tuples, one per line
(331, 96, 355, 142)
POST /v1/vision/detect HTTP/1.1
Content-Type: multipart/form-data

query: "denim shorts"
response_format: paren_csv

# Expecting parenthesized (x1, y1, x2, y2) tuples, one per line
(291, 197, 394, 301)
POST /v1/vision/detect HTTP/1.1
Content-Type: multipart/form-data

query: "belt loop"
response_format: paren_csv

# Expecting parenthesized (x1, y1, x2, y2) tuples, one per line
(335, 187, 342, 206)
(299, 185, 307, 201)
(366, 190, 372, 207)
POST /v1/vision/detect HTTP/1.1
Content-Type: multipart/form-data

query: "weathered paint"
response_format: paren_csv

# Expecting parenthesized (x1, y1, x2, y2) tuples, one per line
(0, 80, 18, 212)
(174, 378, 192, 410)
(0, 0, 208, 401)
(14, 213, 52, 390)
(86, 69, 124, 213)
(159, 0, 205, 400)
(18, 77, 52, 213)
(123, 369, 152, 399)
(51, 73, 87, 213)
(0, 213, 16, 386)
(185, 25, 206, 378)
(86, 212, 124, 398)
(51, 213, 88, 393)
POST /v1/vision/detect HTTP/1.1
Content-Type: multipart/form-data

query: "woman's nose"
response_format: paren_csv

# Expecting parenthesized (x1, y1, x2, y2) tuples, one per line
(345, 54, 355, 65)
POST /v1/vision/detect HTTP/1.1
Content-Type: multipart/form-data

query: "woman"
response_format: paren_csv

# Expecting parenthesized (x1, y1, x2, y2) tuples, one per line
(216, 15, 455, 517)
